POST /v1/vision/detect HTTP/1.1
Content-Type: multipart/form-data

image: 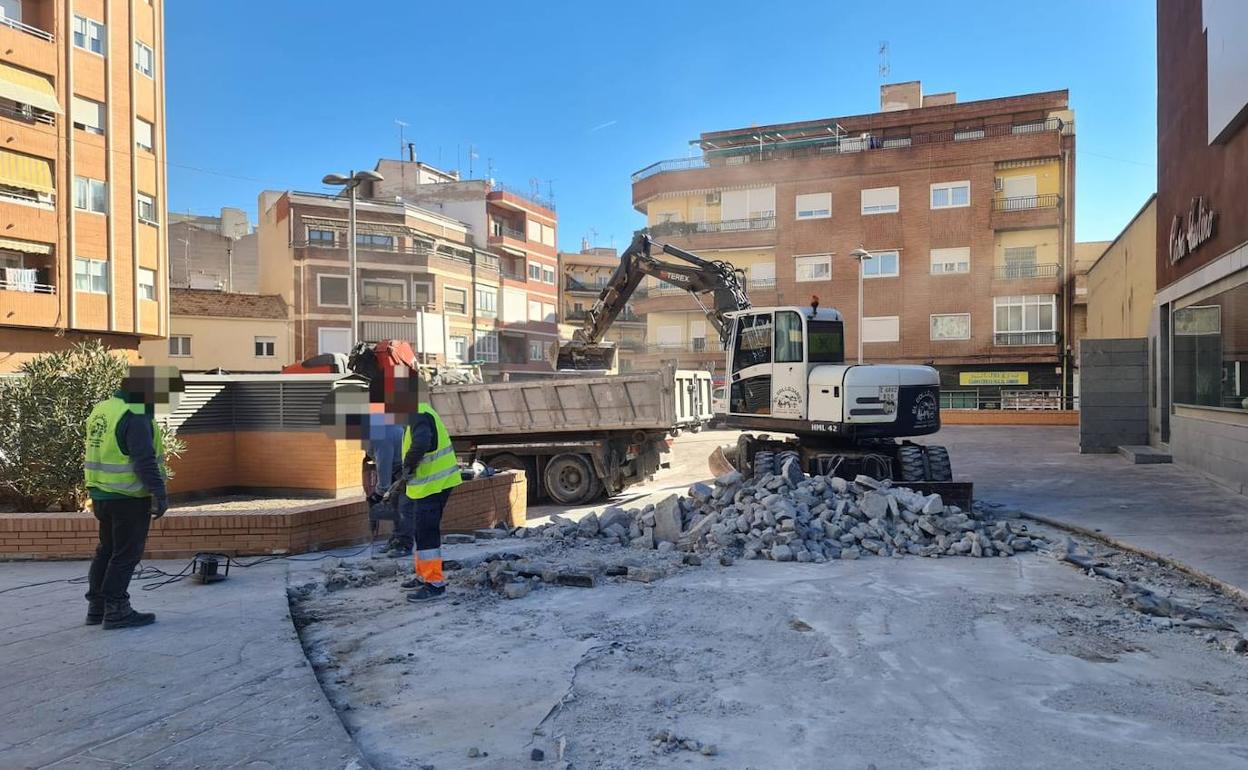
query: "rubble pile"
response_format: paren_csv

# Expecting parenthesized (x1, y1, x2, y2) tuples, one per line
(515, 460, 1047, 562)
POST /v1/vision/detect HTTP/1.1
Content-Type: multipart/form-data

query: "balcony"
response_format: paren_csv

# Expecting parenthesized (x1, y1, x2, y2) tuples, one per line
(565, 309, 642, 323)
(990, 194, 1061, 230)
(501, 270, 526, 282)
(292, 240, 498, 273)
(0, 102, 55, 127)
(992, 263, 1061, 281)
(993, 331, 1058, 346)
(0, 15, 55, 74)
(565, 277, 607, 294)
(643, 215, 777, 250)
(487, 182, 556, 213)
(647, 216, 775, 237)
(489, 224, 525, 241)
(360, 298, 435, 312)
(0, 15, 52, 42)
(0, 270, 58, 327)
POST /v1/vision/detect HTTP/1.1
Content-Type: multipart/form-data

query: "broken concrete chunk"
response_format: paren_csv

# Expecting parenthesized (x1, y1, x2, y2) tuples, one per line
(771, 544, 795, 562)
(652, 495, 682, 544)
(716, 470, 744, 486)
(626, 566, 662, 583)
(689, 482, 714, 502)
(556, 571, 598, 588)
(443, 534, 475, 544)
(502, 582, 531, 599)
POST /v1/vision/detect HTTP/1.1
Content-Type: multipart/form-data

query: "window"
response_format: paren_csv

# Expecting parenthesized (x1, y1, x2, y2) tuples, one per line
(775, 311, 804, 363)
(795, 254, 831, 282)
(473, 331, 498, 363)
(362, 279, 405, 306)
(732, 313, 773, 371)
(808, 320, 845, 363)
(71, 96, 104, 135)
(657, 211, 678, 224)
(307, 228, 335, 245)
(940, 391, 977, 409)
(528, 299, 542, 322)
(169, 336, 191, 357)
(317, 274, 349, 307)
(722, 186, 775, 221)
(542, 266, 555, 284)
(73, 257, 108, 294)
(355, 233, 394, 249)
(137, 192, 158, 225)
(861, 187, 899, 215)
(993, 295, 1056, 344)
(254, 336, 276, 358)
(930, 313, 971, 340)
(134, 42, 154, 77)
(931, 181, 970, 209)
(1002, 246, 1038, 278)
(529, 340, 545, 361)
(475, 286, 497, 317)
(862, 250, 899, 278)
(72, 16, 105, 55)
(444, 286, 467, 314)
(1173, 284, 1248, 409)
(862, 316, 900, 343)
(412, 281, 432, 307)
(930, 247, 970, 275)
(657, 325, 683, 347)
(540, 223, 555, 247)
(795, 192, 832, 220)
(135, 118, 154, 152)
(138, 268, 156, 301)
(528, 262, 543, 281)
(74, 177, 106, 213)
(542, 302, 556, 323)
(449, 335, 468, 362)
(527, 220, 541, 241)
(318, 327, 351, 354)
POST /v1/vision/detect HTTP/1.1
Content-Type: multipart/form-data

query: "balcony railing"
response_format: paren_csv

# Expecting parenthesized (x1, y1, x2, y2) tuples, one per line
(565, 277, 607, 293)
(360, 298, 435, 311)
(748, 278, 776, 290)
(489, 181, 556, 211)
(292, 240, 499, 271)
(993, 331, 1058, 346)
(501, 270, 526, 282)
(1, 15, 54, 42)
(642, 341, 719, 354)
(633, 117, 1071, 182)
(0, 278, 55, 294)
(490, 225, 526, 241)
(646, 215, 776, 237)
(0, 102, 55, 125)
(0, 187, 53, 208)
(992, 194, 1060, 212)
(565, 309, 642, 323)
(992, 263, 1061, 280)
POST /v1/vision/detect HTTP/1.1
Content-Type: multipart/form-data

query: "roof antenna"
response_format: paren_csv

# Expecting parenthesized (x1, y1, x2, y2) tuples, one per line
(879, 41, 890, 81)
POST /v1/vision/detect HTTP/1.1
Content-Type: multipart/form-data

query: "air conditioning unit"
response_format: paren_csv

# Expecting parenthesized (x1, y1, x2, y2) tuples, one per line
(705, 192, 721, 206)
(994, 177, 1004, 192)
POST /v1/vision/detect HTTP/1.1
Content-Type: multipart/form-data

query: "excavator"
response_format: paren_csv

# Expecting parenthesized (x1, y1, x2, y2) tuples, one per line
(558, 233, 964, 497)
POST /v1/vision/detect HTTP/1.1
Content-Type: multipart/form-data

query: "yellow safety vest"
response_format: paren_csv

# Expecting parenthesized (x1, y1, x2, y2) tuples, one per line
(84, 396, 165, 497)
(402, 404, 461, 499)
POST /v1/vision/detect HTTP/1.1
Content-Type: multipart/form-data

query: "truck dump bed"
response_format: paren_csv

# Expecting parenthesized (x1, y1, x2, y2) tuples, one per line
(428, 366, 677, 438)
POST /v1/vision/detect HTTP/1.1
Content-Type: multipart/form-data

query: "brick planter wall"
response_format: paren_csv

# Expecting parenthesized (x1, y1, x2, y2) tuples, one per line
(942, 410, 1079, 426)
(443, 471, 528, 533)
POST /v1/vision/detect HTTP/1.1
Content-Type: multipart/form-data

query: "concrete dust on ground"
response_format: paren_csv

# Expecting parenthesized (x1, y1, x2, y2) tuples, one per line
(291, 518, 1248, 770)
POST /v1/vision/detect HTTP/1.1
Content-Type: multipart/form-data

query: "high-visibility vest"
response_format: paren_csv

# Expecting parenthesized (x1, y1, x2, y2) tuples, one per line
(402, 404, 461, 499)
(84, 397, 165, 497)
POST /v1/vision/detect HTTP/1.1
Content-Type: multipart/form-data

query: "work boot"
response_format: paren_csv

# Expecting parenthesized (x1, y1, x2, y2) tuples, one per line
(85, 599, 105, 626)
(406, 584, 446, 603)
(386, 541, 413, 558)
(101, 600, 155, 630)
(400, 575, 425, 590)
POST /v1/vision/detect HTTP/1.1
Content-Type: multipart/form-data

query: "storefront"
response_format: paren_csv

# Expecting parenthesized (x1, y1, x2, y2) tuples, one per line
(935, 365, 1063, 410)
(1153, 0, 1248, 493)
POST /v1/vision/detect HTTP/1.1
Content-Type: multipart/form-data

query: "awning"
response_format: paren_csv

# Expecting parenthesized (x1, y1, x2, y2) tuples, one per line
(0, 148, 54, 194)
(0, 62, 60, 114)
(0, 236, 53, 255)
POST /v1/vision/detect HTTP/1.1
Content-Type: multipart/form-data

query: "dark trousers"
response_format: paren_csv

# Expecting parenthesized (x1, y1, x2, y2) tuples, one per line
(86, 497, 152, 605)
(394, 489, 450, 550)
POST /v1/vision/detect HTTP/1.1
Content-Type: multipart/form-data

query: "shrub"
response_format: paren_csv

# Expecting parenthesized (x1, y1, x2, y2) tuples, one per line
(0, 342, 184, 511)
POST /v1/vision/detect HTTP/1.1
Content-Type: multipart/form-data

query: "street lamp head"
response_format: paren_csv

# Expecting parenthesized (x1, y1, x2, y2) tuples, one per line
(850, 247, 872, 260)
(354, 170, 384, 183)
(322, 173, 351, 186)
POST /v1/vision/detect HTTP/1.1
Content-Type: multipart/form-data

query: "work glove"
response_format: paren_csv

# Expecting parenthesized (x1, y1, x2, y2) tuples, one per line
(152, 495, 168, 519)
(367, 491, 384, 507)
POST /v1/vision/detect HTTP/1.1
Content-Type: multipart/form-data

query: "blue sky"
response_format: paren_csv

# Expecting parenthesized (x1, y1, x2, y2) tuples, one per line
(166, 0, 1156, 250)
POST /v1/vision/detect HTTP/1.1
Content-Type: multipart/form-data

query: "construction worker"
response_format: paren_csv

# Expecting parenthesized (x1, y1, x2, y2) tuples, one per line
(83, 366, 183, 629)
(395, 385, 461, 602)
(364, 402, 408, 556)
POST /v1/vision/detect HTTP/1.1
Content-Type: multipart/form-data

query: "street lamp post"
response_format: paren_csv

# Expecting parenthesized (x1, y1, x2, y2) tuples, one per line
(322, 170, 384, 347)
(849, 247, 873, 365)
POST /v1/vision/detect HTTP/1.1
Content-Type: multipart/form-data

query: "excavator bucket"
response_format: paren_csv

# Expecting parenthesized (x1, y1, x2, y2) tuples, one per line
(553, 341, 618, 372)
(707, 445, 739, 478)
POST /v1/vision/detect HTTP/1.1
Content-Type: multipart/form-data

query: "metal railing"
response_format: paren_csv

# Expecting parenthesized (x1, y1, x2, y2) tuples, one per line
(489, 224, 525, 241)
(360, 298, 435, 311)
(0, 187, 53, 208)
(0, 15, 54, 42)
(646, 215, 776, 237)
(489, 181, 556, 211)
(0, 102, 55, 125)
(992, 263, 1061, 280)
(748, 278, 776, 290)
(565, 309, 642, 322)
(0, 279, 55, 294)
(564, 278, 607, 293)
(992, 194, 1060, 212)
(501, 270, 526, 282)
(292, 240, 499, 271)
(633, 117, 1070, 182)
(993, 331, 1058, 346)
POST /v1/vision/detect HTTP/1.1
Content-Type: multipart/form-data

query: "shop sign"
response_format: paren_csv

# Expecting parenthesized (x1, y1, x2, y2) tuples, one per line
(959, 371, 1029, 386)
(1169, 196, 1217, 264)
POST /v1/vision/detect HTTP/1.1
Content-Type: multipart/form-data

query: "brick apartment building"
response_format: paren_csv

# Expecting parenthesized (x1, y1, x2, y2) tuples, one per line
(0, 0, 168, 371)
(168, 206, 259, 293)
(257, 163, 561, 380)
(630, 81, 1077, 410)
(559, 242, 645, 371)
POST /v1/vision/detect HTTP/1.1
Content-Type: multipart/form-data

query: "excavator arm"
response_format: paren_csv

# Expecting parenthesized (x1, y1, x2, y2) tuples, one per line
(557, 233, 752, 370)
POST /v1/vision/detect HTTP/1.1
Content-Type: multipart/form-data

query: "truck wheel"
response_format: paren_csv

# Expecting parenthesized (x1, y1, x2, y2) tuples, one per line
(752, 451, 775, 478)
(896, 445, 926, 482)
(487, 453, 537, 502)
(544, 453, 596, 505)
(925, 446, 953, 482)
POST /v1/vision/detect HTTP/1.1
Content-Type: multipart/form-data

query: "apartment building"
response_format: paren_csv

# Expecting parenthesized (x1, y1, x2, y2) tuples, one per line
(366, 157, 561, 375)
(631, 81, 1076, 410)
(169, 207, 259, 293)
(0, 0, 168, 371)
(138, 288, 289, 373)
(559, 243, 645, 371)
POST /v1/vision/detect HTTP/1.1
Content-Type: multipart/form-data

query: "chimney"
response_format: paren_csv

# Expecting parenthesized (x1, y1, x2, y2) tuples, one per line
(880, 81, 922, 112)
(923, 91, 957, 107)
(407, 142, 416, 162)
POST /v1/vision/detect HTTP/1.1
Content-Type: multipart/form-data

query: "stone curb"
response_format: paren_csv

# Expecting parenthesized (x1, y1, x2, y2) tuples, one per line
(1019, 511, 1248, 609)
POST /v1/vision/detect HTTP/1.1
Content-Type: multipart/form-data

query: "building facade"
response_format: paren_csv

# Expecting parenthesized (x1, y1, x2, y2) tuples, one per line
(0, 0, 168, 371)
(630, 81, 1076, 411)
(168, 206, 258, 293)
(559, 243, 645, 371)
(1085, 195, 1156, 340)
(138, 288, 289, 373)
(1153, 0, 1248, 492)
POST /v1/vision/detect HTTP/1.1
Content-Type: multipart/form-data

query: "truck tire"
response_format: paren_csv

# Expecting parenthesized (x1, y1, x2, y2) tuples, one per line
(896, 445, 926, 482)
(544, 453, 597, 505)
(752, 451, 775, 478)
(925, 446, 953, 482)
(486, 453, 537, 502)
